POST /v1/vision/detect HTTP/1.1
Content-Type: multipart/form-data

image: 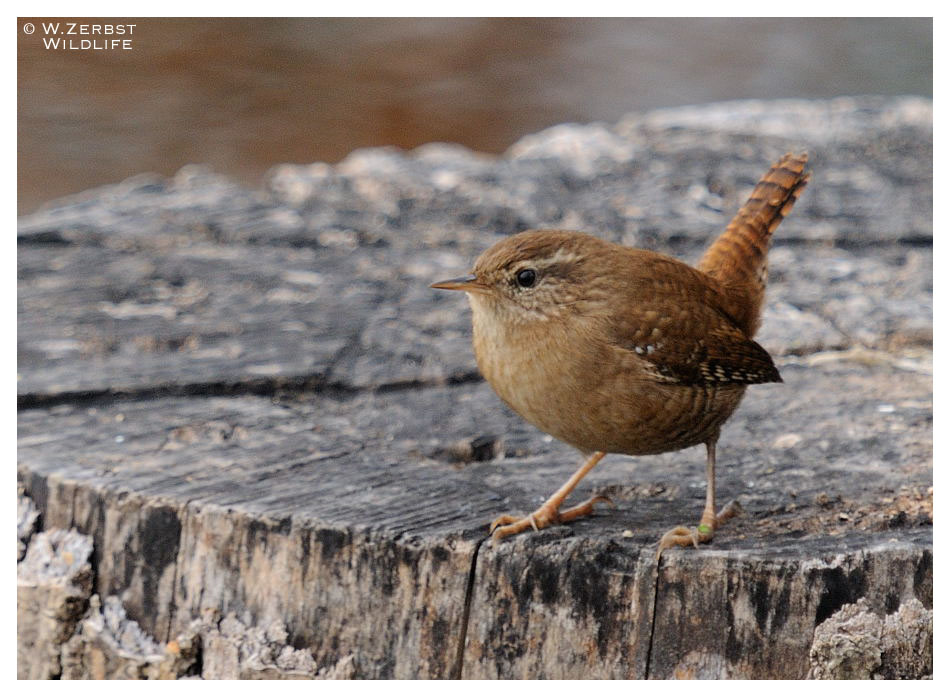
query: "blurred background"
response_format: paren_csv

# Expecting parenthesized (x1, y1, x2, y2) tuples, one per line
(17, 17, 932, 215)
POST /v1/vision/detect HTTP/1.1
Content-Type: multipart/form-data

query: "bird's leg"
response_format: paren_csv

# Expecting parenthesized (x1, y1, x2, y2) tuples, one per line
(656, 436, 742, 559)
(490, 451, 612, 540)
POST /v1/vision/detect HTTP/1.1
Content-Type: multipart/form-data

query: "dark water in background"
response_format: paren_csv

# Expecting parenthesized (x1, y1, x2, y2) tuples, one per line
(17, 17, 931, 214)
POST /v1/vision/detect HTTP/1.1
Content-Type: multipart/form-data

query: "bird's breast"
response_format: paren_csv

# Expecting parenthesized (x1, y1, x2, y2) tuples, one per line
(470, 299, 562, 412)
(467, 293, 745, 455)
(468, 295, 611, 449)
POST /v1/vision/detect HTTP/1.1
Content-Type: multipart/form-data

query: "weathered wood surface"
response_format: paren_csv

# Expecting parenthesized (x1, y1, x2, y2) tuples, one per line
(18, 96, 932, 679)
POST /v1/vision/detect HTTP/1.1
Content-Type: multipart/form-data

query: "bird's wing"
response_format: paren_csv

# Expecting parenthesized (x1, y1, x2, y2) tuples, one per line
(616, 311, 781, 386)
(605, 260, 781, 386)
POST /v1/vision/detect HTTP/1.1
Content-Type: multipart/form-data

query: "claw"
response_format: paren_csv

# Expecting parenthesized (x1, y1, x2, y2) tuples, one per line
(489, 513, 520, 535)
(717, 500, 743, 525)
(488, 451, 610, 542)
(655, 526, 695, 560)
(655, 499, 743, 560)
(489, 492, 613, 542)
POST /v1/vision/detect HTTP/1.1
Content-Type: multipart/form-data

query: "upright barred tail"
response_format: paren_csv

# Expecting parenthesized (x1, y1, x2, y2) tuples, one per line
(698, 152, 810, 337)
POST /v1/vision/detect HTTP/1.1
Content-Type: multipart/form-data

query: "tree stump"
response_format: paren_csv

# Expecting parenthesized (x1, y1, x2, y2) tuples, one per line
(18, 96, 932, 679)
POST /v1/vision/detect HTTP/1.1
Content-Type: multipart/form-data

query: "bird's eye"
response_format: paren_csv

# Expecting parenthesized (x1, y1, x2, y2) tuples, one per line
(515, 268, 537, 288)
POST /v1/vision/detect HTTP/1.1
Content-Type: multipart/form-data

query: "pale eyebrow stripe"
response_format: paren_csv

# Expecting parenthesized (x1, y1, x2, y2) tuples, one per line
(512, 248, 584, 272)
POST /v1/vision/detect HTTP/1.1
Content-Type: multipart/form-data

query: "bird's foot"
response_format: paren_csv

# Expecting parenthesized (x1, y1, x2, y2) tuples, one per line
(655, 499, 743, 560)
(489, 495, 613, 541)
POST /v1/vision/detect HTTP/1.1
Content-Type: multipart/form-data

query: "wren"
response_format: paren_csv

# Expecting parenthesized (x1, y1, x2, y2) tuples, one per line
(432, 153, 810, 555)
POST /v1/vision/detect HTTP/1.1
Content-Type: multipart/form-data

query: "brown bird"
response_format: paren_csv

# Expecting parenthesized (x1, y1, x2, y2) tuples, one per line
(432, 153, 810, 555)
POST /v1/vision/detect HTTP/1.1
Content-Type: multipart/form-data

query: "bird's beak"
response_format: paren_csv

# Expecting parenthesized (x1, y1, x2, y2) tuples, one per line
(430, 274, 490, 294)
